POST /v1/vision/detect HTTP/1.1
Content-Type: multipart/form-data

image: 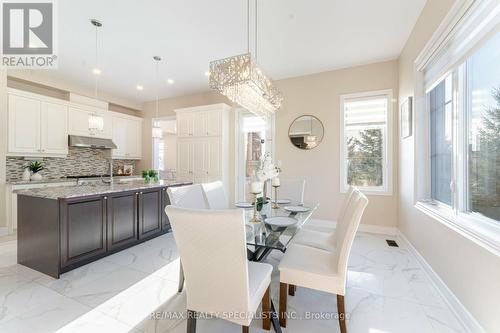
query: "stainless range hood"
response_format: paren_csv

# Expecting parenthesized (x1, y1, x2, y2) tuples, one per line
(69, 135, 117, 149)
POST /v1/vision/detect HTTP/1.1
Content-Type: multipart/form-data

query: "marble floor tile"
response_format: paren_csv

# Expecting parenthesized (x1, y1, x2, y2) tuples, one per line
(0, 232, 468, 333)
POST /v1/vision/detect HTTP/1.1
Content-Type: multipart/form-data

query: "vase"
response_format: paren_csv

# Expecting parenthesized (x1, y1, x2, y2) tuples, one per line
(22, 168, 31, 181)
(31, 173, 42, 181)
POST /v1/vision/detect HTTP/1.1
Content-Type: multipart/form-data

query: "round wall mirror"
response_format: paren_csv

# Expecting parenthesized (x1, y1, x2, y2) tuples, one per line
(288, 115, 324, 150)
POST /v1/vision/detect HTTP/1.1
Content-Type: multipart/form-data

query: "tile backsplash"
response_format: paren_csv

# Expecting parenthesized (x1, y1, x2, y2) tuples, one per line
(6, 147, 139, 182)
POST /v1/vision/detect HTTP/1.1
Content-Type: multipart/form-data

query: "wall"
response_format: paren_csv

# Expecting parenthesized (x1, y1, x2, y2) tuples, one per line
(7, 70, 142, 111)
(398, 0, 499, 331)
(5, 148, 139, 182)
(274, 60, 399, 228)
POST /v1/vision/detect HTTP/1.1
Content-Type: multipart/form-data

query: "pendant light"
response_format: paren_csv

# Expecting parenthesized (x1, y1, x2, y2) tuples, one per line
(208, 0, 283, 118)
(88, 19, 104, 132)
(152, 56, 163, 139)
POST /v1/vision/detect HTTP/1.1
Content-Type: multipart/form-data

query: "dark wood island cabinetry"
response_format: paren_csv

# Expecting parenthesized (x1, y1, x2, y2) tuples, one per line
(16, 181, 188, 278)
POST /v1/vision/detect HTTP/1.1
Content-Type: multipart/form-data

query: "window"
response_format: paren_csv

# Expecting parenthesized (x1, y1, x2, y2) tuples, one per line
(414, 0, 500, 252)
(424, 30, 500, 223)
(429, 75, 453, 205)
(340, 90, 393, 195)
(466, 31, 500, 222)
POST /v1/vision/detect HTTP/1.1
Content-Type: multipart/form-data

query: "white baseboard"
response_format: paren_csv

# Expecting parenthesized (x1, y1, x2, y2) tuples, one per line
(308, 218, 398, 236)
(397, 230, 484, 333)
(359, 224, 398, 235)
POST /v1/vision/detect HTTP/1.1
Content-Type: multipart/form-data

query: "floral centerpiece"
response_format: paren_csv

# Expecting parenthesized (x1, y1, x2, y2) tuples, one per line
(255, 153, 281, 211)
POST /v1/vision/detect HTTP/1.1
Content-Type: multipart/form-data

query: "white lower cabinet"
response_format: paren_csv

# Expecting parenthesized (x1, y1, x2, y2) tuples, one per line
(6, 181, 76, 232)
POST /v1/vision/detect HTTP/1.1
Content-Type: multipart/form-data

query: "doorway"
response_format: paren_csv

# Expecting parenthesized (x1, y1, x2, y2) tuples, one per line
(235, 110, 275, 202)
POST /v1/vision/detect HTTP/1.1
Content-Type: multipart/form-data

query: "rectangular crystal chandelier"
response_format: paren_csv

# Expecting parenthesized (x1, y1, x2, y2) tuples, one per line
(209, 53, 283, 118)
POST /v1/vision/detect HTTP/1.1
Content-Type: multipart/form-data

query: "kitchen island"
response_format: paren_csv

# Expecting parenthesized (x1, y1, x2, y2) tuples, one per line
(16, 180, 190, 278)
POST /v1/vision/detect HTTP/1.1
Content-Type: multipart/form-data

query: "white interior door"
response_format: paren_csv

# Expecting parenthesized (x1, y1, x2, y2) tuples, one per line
(8, 94, 41, 154)
(40, 102, 68, 155)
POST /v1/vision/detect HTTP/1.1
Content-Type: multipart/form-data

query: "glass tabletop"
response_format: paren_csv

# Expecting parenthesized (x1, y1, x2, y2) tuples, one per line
(242, 201, 319, 253)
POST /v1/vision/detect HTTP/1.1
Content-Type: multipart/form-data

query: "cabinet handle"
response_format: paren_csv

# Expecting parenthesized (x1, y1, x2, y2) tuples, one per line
(103, 196, 108, 200)
(140, 191, 143, 194)
(135, 192, 139, 195)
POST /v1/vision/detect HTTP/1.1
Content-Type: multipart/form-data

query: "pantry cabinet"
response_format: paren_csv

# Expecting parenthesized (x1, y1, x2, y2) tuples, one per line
(175, 104, 229, 190)
(7, 90, 69, 157)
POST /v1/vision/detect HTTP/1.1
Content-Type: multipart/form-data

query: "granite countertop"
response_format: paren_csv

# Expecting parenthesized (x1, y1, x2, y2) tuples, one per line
(15, 180, 191, 200)
(8, 175, 142, 185)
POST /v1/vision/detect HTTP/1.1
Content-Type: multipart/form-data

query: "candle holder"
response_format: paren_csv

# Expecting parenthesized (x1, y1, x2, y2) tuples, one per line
(250, 192, 261, 223)
(272, 185, 280, 209)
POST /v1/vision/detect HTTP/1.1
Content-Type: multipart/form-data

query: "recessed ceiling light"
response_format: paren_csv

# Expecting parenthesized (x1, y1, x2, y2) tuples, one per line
(92, 68, 101, 75)
(204, 71, 210, 77)
(136, 85, 144, 91)
(167, 79, 174, 85)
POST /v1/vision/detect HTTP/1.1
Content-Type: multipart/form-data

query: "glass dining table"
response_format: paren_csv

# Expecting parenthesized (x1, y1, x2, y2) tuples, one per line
(244, 201, 319, 262)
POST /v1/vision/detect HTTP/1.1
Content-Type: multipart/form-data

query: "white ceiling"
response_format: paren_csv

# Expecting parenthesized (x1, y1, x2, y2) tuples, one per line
(56, 0, 426, 104)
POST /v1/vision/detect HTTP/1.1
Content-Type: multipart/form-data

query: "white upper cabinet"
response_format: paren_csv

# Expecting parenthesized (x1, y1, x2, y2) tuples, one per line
(40, 102, 68, 155)
(111, 114, 142, 160)
(8, 90, 69, 157)
(68, 105, 112, 139)
(176, 107, 222, 138)
(8, 94, 41, 154)
(177, 112, 193, 137)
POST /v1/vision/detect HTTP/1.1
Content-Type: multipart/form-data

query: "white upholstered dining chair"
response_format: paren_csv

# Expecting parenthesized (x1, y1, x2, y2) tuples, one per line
(292, 186, 356, 252)
(201, 181, 229, 209)
(167, 184, 209, 209)
(278, 188, 368, 333)
(267, 179, 305, 204)
(167, 184, 209, 292)
(165, 206, 273, 333)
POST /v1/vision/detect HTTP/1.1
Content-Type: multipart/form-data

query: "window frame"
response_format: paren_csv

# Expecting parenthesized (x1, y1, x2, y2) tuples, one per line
(413, 0, 500, 256)
(339, 89, 393, 196)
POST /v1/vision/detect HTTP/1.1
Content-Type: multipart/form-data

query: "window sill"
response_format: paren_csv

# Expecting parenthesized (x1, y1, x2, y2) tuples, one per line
(415, 201, 500, 257)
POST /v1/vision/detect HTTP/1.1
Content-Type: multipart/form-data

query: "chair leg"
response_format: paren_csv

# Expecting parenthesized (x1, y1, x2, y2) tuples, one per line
(337, 295, 347, 333)
(279, 282, 287, 327)
(242, 325, 249, 333)
(288, 284, 296, 296)
(261, 286, 271, 330)
(187, 310, 197, 333)
(178, 261, 184, 293)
